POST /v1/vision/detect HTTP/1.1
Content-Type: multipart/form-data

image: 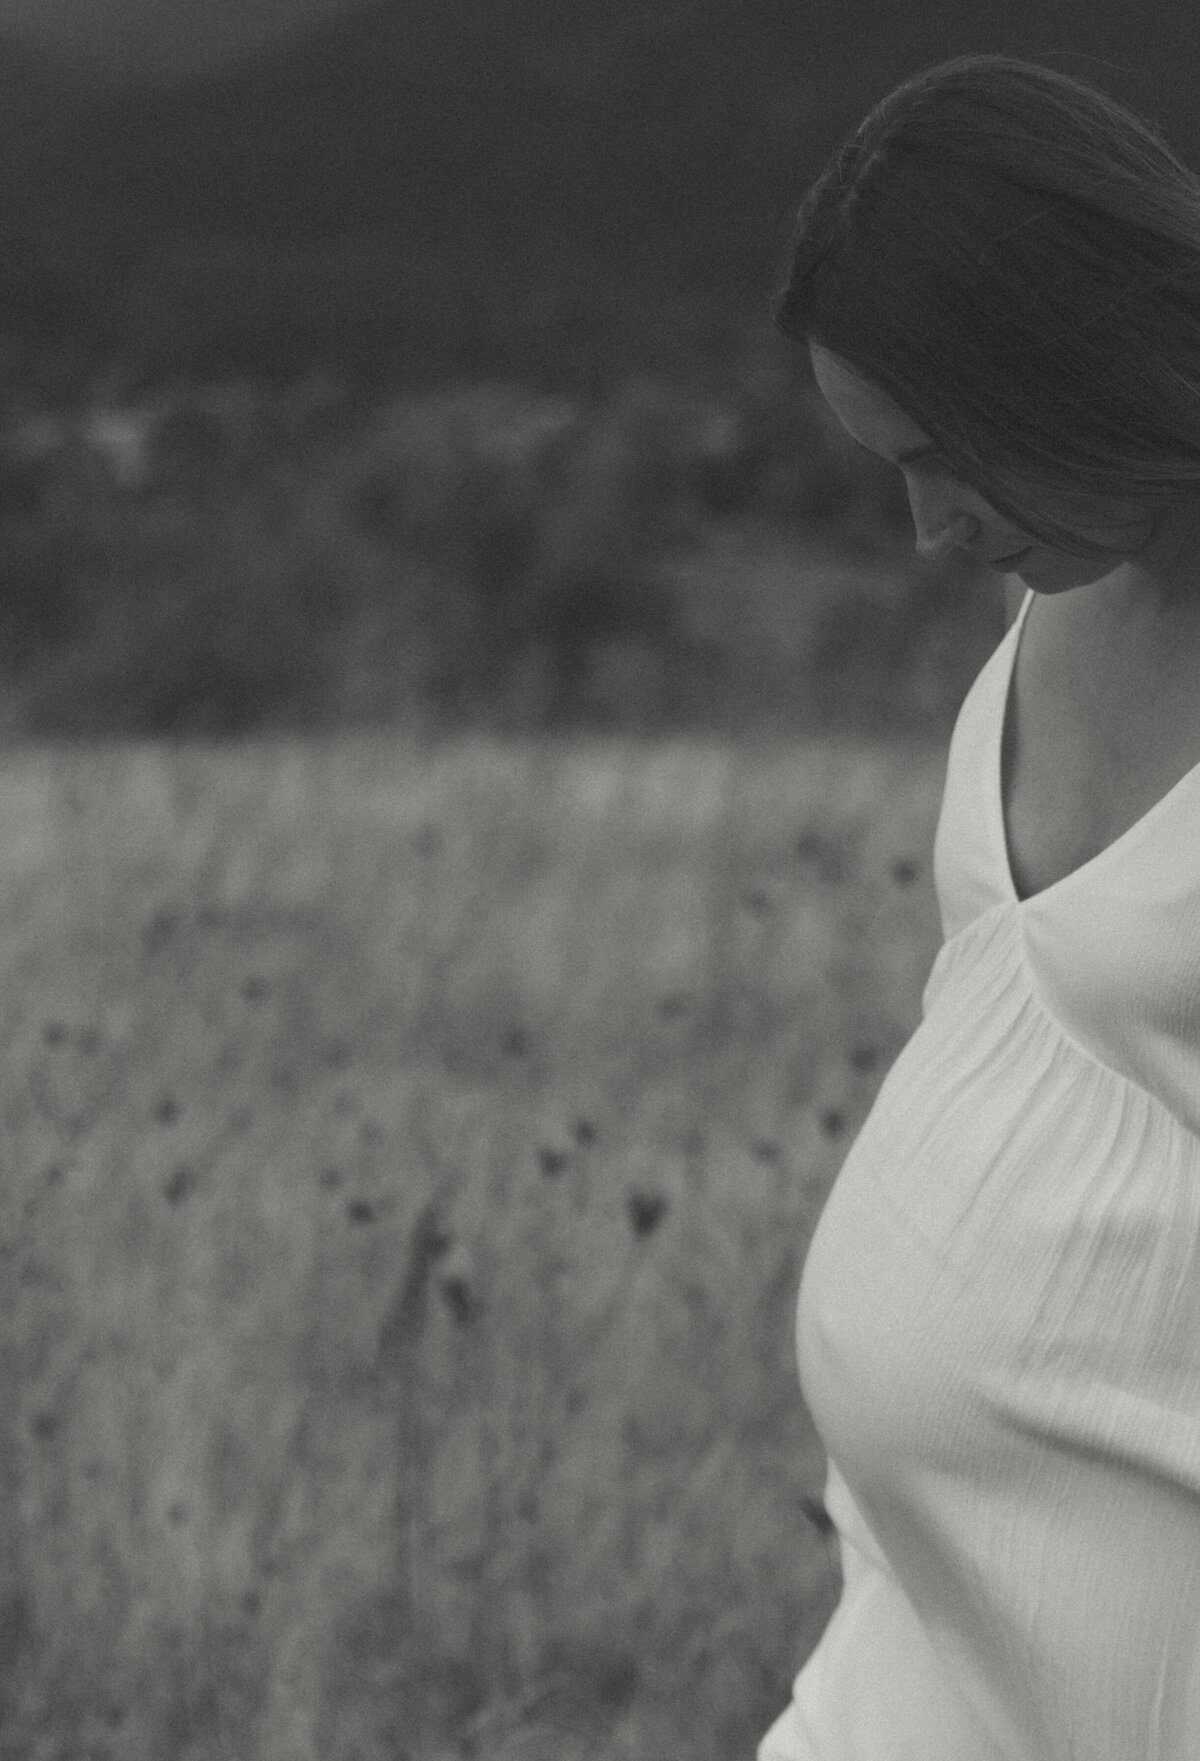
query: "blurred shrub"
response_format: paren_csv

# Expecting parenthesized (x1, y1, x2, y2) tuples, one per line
(0, 357, 991, 740)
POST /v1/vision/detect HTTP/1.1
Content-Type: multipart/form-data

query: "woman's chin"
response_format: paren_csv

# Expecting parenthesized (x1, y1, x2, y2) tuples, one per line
(1009, 550, 1128, 593)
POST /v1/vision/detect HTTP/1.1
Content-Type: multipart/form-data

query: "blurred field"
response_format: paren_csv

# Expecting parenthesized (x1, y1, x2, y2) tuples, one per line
(1, 265, 983, 1760)
(0, 729, 947, 1760)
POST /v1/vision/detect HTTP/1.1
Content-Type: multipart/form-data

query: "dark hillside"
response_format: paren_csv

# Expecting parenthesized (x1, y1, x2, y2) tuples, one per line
(2, 0, 1199, 387)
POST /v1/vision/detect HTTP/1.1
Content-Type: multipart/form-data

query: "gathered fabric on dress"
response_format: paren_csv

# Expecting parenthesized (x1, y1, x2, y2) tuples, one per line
(759, 588, 1200, 1761)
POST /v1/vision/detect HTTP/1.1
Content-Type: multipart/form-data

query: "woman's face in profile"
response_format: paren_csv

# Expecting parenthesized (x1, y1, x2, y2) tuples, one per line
(808, 341, 1163, 593)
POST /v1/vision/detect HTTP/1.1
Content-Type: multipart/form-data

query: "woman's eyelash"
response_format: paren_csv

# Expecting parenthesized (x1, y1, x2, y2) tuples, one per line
(847, 436, 950, 472)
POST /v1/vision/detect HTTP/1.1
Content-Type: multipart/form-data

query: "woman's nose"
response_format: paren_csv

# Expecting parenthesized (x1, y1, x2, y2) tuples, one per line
(908, 482, 981, 561)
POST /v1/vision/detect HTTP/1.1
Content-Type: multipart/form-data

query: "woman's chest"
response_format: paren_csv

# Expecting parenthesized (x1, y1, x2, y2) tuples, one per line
(1000, 590, 1200, 901)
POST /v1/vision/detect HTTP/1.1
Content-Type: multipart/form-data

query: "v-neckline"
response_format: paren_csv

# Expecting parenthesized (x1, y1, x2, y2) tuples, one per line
(996, 588, 1200, 907)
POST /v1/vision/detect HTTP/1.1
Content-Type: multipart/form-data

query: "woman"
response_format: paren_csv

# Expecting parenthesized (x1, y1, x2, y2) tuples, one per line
(761, 54, 1200, 1761)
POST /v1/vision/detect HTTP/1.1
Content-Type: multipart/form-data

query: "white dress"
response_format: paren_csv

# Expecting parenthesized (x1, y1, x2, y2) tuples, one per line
(760, 587, 1200, 1761)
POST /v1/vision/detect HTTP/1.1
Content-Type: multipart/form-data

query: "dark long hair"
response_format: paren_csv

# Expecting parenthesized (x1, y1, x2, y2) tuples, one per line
(774, 54, 1200, 552)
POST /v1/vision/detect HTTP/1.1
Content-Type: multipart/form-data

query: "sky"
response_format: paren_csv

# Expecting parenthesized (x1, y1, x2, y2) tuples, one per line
(0, 0, 365, 78)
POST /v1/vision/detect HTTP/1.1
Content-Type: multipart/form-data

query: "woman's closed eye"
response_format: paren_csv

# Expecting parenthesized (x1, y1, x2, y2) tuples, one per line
(900, 449, 955, 477)
(844, 432, 952, 475)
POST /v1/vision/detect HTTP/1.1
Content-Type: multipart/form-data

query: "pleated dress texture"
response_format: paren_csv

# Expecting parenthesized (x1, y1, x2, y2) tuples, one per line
(759, 587, 1200, 1761)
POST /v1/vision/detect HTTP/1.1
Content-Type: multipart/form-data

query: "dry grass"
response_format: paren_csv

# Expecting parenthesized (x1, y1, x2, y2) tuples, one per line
(0, 730, 946, 1760)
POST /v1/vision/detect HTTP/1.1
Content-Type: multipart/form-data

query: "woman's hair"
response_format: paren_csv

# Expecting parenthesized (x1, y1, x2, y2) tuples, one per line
(774, 54, 1200, 552)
